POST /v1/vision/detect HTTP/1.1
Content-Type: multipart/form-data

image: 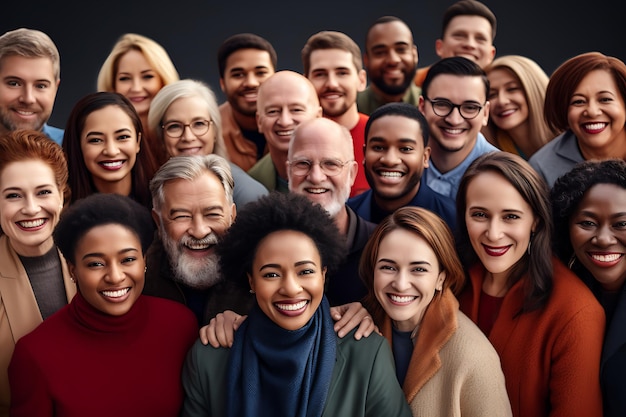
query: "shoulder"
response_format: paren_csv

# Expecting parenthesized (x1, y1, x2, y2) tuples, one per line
(337, 329, 388, 359)
(449, 312, 502, 363)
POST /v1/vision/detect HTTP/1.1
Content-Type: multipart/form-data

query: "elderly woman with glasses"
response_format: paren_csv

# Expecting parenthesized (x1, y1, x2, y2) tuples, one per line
(148, 79, 267, 207)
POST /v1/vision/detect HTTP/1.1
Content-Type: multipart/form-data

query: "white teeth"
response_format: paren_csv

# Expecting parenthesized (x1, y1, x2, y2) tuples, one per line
(443, 128, 464, 134)
(379, 171, 402, 178)
(306, 188, 328, 194)
(591, 253, 622, 262)
(584, 123, 607, 131)
(101, 288, 130, 298)
(276, 300, 307, 311)
(389, 294, 417, 303)
(16, 110, 35, 115)
(276, 130, 294, 136)
(18, 219, 45, 228)
(185, 243, 210, 250)
(101, 161, 124, 168)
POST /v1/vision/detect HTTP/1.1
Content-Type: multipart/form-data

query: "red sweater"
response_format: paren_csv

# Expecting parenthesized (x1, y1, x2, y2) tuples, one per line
(459, 257, 605, 417)
(348, 113, 370, 198)
(9, 293, 197, 417)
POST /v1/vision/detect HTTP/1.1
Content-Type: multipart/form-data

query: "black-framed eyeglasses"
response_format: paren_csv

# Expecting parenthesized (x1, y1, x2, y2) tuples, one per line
(162, 119, 213, 138)
(288, 158, 353, 177)
(424, 97, 484, 120)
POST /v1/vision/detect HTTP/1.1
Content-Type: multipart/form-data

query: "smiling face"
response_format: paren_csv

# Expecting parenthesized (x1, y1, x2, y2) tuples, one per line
(487, 68, 529, 133)
(567, 69, 626, 159)
(256, 72, 321, 154)
(248, 230, 326, 331)
(374, 228, 445, 331)
(80, 105, 140, 193)
(364, 20, 418, 97)
(161, 95, 216, 157)
(419, 74, 489, 160)
(0, 159, 63, 256)
(364, 115, 430, 212)
(220, 48, 275, 118)
(0, 55, 59, 135)
(569, 183, 626, 292)
(154, 172, 235, 289)
(69, 224, 144, 316)
(465, 171, 536, 281)
(307, 48, 366, 118)
(435, 15, 495, 69)
(288, 120, 357, 218)
(114, 49, 164, 119)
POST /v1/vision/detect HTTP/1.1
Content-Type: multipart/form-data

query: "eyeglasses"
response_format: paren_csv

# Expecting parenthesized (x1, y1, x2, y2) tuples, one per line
(288, 158, 353, 177)
(424, 97, 484, 120)
(162, 119, 213, 138)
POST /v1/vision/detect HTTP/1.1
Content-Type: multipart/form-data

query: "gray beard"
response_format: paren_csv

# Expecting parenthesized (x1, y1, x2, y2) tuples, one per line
(161, 231, 223, 290)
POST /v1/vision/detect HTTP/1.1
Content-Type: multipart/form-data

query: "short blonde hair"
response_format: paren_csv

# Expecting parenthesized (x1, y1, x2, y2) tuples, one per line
(96, 33, 179, 92)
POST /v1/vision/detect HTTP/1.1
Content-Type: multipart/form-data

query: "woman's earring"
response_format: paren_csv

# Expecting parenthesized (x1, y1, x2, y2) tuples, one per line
(568, 253, 577, 269)
(249, 289, 255, 294)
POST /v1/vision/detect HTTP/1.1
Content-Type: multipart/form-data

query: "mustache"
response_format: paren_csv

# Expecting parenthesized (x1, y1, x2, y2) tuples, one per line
(179, 233, 219, 248)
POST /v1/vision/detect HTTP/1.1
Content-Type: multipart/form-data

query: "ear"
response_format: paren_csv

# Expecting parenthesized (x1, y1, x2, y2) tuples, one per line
(436, 270, 446, 291)
(357, 69, 367, 92)
(321, 266, 327, 284)
(422, 146, 431, 168)
(435, 39, 444, 58)
(219, 78, 226, 93)
(247, 272, 255, 292)
(68, 263, 76, 282)
(151, 208, 160, 225)
(256, 112, 262, 133)
(413, 44, 419, 67)
(348, 161, 358, 187)
(418, 95, 426, 113)
(482, 101, 490, 127)
(136, 131, 142, 153)
(230, 203, 237, 223)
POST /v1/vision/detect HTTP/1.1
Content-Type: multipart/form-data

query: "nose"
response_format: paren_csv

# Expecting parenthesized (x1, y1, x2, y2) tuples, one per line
(585, 99, 602, 117)
(103, 139, 120, 156)
(496, 89, 510, 105)
(307, 162, 327, 184)
(130, 77, 142, 91)
(326, 73, 339, 88)
(21, 195, 40, 215)
(280, 272, 303, 296)
(485, 218, 503, 241)
(180, 124, 195, 141)
(105, 262, 126, 284)
(18, 85, 35, 104)
(387, 49, 401, 64)
(187, 215, 211, 239)
(391, 269, 411, 292)
(444, 106, 465, 124)
(243, 72, 260, 87)
(277, 109, 293, 126)
(380, 148, 401, 165)
(594, 224, 617, 246)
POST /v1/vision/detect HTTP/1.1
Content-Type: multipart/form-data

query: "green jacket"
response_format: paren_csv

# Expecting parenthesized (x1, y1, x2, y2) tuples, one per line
(181, 329, 411, 417)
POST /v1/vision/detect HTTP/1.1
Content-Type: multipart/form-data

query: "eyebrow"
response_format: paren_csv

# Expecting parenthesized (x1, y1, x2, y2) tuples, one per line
(377, 258, 432, 267)
(81, 247, 139, 261)
(2, 184, 56, 193)
(168, 205, 224, 216)
(258, 260, 317, 271)
(85, 127, 133, 136)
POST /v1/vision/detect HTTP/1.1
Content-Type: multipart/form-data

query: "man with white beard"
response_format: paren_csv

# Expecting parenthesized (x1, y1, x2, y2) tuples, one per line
(287, 118, 376, 305)
(143, 154, 252, 325)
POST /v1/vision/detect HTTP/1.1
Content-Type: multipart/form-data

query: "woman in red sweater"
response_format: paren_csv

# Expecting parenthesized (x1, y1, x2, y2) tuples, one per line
(8, 193, 197, 417)
(455, 151, 605, 417)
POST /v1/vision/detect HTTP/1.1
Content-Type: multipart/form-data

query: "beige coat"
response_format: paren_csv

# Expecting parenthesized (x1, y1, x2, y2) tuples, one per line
(0, 235, 75, 416)
(382, 289, 512, 417)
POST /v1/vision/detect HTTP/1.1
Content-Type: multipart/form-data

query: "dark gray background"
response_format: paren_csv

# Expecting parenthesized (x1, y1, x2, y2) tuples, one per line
(2, 0, 623, 128)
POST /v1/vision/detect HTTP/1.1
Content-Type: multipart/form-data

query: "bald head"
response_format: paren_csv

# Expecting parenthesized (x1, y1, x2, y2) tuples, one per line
(289, 118, 354, 160)
(256, 70, 322, 154)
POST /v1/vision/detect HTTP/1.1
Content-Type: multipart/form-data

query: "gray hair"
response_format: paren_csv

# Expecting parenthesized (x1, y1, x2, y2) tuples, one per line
(0, 28, 60, 80)
(147, 79, 227, 158)
(150, 154, 234, 211)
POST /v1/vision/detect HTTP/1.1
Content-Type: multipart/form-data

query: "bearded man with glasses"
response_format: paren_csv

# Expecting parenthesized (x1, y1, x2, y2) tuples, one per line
(418, 56, 499, 200)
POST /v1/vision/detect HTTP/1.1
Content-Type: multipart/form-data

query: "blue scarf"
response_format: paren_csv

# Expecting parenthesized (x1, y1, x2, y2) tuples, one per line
(225, 296, 337, 417)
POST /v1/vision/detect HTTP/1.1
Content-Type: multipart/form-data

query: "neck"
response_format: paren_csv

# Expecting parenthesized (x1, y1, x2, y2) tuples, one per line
(270, 149, 288, 180)
(10, 236, 54, 257)
(333, 206, 350, 236)
(232, 107, 259, 131)
(429, 136, 477, 173)
(93, 175, 132, 198)
(482, 270, 510, 297)
(373, 182, 420, 213)
(371, 83, 405, 104)
(325, 107, 360, 130)
(507, 123, 535, 157)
